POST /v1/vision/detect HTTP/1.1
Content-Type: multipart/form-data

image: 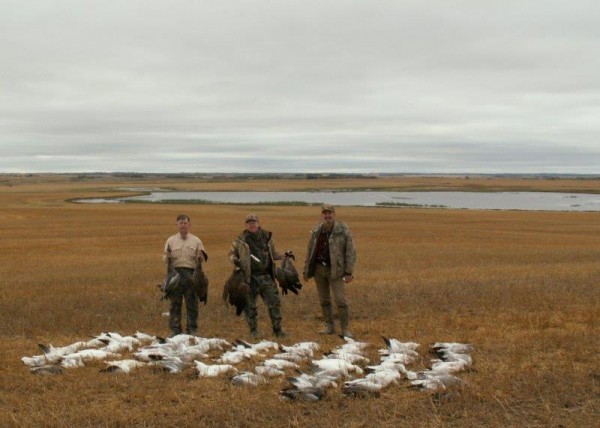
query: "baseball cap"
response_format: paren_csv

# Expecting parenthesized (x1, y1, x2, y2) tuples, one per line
(321, 204, 335, 213)
(244, 213, 259, 223)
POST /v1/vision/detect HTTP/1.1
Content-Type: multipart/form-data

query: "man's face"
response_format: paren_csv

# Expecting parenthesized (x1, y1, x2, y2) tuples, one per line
(177, 219, 190, 236)
(245, 220, 259, 233)
(321, 210, 335, 224)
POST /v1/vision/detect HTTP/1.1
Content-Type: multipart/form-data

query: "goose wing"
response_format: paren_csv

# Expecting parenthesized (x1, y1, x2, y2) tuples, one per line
(223, 269, 249, 316)
(192, 264, 209, 304)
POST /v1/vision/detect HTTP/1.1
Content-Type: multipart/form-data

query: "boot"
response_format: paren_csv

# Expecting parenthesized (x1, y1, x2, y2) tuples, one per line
(319, 304, 335, 335)
(273, 328, 288, 338)
(268, 306, 287, 338)
(338, 306, 352, 339)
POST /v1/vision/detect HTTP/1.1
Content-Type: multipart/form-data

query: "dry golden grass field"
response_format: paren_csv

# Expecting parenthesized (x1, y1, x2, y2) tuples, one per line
(0, 175, 598, 427)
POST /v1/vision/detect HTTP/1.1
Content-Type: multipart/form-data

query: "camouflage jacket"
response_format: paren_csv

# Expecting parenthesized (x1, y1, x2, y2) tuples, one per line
(229, 229, 282, 283)
(303, 221, 356, 280)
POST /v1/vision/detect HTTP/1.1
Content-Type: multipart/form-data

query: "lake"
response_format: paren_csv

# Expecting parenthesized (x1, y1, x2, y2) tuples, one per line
(75, 190, 600, 211)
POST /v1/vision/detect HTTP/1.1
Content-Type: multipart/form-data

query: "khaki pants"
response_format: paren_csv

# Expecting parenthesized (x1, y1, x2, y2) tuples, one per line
(314, 264, 347, 308)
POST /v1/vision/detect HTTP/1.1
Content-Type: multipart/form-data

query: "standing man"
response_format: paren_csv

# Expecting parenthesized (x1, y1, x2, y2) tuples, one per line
(303, 204, 356, 338)
(229, 214, 287, 338)
(163, 214, 207, 337)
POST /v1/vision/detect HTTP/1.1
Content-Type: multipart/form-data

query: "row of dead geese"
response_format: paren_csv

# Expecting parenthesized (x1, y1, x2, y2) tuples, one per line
(22, 332, 473, 400)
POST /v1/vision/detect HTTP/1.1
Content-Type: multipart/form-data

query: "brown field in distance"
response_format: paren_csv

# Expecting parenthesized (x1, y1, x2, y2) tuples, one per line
(0, 175, 598, 426)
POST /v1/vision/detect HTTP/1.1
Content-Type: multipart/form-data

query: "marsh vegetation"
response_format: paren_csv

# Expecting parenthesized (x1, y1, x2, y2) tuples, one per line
(1, 175, 598, 426)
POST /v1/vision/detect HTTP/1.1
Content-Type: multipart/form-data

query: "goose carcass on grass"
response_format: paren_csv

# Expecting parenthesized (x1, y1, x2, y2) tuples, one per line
(275, 251, 303, 295)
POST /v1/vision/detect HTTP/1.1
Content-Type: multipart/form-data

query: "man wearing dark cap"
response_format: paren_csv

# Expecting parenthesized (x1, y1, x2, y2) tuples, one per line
(303, 204, 356, 337)
(229, 214, 287, 338)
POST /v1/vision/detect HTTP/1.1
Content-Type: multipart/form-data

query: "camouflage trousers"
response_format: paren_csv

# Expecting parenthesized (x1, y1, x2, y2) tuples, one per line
(169, 268, 198, 334)
(244, 273, 282, 333)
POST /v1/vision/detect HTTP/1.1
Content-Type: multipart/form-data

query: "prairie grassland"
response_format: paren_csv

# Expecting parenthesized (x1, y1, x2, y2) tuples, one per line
(0, 176, 598, 427)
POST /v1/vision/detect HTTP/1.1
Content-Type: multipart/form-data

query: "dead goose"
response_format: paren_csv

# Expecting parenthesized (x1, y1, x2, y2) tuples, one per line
(194, 361, 237, 377)
(342, 379, 384, 396)
(254, 365, 285, 377)
(429, 360, 470, 374)
(431, 342, 473, 355)
(37, 341, 88, 363)
(192, 260, 209, 305)
(280, 385, 326, 402)
(279, 341, 319, 358)
(410, 373, 463, 392)
(60, 349, 121, 368)
(342, 367, 402, 396)
(287, 372, 339, 389)
(379, 352, 418, 365)
(21, 355, 48, 368)
(30, 365, 65, 375)
(261, 358, 300, 371)
(100, 359, 147, 374)
(230, 371, 267, 387)
(275, 251, 303, 295)
(222, 268, 250, 316)
(381, 337, 420, 354)
(312, 358, 364, 376)
(233, 338, 279, 353)
(324, 350, 370, 365)
(336, 337, 370, 356)
(435, 349, 473, 365)
(149, 356, 190, 374)
(365, 360, 417, 380)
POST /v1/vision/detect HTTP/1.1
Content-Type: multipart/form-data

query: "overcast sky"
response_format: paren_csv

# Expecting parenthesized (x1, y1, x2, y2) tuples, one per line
(1, 0, 599, 174)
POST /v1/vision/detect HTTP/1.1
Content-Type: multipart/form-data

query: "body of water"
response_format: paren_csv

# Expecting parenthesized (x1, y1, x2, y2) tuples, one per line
(75, 191, 600, 211)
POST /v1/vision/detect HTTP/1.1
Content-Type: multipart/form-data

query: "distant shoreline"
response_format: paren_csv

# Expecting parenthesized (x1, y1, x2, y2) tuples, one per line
(2, 172, 599, 197)
(1, 172, 599, 179)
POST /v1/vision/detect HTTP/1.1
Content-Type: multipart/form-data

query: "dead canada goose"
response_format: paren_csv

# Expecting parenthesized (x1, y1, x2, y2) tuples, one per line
(222, 268, 250, 316)
(192, 262, 209, 304)
(275, 251, 303, 295)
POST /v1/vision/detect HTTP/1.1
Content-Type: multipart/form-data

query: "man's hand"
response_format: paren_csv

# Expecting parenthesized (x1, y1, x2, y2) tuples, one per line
(343, 274, 353, 284)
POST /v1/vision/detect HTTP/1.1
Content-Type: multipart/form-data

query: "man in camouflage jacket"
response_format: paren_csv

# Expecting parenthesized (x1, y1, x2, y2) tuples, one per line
(303, 204, 356, 337)
(229, 214, 287, 338)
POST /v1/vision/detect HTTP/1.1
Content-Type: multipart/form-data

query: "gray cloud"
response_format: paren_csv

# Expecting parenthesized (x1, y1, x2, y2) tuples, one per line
(1, 0, 599, 173)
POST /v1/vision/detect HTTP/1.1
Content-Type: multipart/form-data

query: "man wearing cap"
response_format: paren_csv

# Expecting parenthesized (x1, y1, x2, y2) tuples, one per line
(163, 214, 208, 337)
(303, 204, 356, 338)
(229, 214, 287, 338)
